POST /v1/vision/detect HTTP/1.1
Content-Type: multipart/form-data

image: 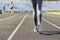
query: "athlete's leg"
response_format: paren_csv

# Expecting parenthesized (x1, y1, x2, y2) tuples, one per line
(31, 0, 38, 32)
(11, 9, 13, 14)
(31, 0, 37, 26)
(36, 0, 42, 25)
(3, 6, 5, 14)
(38, 0, 42, 23)
(36, 0, 43, 32)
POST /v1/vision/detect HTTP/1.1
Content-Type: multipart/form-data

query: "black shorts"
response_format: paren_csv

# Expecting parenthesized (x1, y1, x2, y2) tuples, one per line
(10, 7, 13, 9)
(3, 6, 5, 10)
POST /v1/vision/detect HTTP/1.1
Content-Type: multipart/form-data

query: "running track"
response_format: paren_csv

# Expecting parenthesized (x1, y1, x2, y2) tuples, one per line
(0, 12, 60, 40)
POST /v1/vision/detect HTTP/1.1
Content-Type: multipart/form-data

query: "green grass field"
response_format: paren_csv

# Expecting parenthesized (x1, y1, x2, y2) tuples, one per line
(47, 11, 60, 15)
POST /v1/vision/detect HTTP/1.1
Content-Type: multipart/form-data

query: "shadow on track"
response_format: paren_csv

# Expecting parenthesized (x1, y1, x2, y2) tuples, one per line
(39, 31, 60, 35)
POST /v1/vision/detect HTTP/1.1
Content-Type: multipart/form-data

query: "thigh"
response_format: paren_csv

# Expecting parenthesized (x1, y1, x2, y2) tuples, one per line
(37, 0, 43, 11)
(31, 0, 36, 11)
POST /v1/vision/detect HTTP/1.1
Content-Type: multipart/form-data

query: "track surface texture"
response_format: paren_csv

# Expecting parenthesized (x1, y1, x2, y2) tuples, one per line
(0, 12, 60, 40)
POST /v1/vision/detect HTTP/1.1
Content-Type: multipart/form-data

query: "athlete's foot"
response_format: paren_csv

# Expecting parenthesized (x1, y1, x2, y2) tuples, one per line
(37, 24, 43, 33)
(34, 26, 38, 32)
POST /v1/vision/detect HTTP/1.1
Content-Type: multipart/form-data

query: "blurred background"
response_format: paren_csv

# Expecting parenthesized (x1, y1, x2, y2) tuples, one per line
(0, 0, 60, 11)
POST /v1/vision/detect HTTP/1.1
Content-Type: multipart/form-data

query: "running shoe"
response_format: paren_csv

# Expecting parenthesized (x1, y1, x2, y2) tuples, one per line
(34, 26, 38, 32)
(37, 24, 43, 33)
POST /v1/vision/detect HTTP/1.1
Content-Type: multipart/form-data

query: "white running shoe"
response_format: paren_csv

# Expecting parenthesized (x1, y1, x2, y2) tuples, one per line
(37, 24, 43, 32)
(34, 27, 37, 32)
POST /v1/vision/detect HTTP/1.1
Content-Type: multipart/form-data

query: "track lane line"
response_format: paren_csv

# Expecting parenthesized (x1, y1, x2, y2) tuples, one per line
(43, 18, 60, 29)
(7, 13, 28, 40)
